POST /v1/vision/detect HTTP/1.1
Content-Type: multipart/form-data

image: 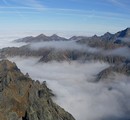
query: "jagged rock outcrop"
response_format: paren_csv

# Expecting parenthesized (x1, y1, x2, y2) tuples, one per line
(0, 60, 75, 120)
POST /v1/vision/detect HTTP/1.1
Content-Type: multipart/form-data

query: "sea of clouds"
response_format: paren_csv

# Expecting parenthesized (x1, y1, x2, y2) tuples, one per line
(0, 33, 130, 120)
(8, 57, 130, 120)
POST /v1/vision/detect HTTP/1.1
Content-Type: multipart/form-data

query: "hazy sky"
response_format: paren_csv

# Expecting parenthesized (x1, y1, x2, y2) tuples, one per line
(0, 0, 130, 36)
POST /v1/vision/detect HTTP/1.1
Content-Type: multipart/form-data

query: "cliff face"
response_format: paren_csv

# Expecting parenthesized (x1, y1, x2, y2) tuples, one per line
(0, 60, 75, 120)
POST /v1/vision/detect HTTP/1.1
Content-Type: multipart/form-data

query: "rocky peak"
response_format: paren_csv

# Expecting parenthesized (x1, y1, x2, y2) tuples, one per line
(116, 27, 130, 38)
(125, 27, 130, 32)
(69, 36, 88, 41)
(35, 34, 49, 41)
(123, 28, 130, 37)
(92, 35, 98, 38)
(0, 60, 18, 72)
(50, 34, 60, 40)
(50, 34, 68, 41)
(51, 34, 58, 37)
(36, 34, 47, 38)
(0, 60, 75, 120)
(103, 32, 113, 38)
(101, 32, 113, 41)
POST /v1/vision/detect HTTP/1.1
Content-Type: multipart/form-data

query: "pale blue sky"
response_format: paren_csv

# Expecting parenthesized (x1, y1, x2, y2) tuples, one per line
(0, 0, 130, 36)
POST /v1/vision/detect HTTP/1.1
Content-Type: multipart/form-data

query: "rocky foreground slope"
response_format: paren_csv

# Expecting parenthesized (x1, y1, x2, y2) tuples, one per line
(0, 60, 75, 120)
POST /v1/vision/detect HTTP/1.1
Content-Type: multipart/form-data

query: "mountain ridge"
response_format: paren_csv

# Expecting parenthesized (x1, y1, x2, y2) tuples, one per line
(13, 28, 130, 43)
(14, 34, 68, 43)
(0, 59, 75, 120)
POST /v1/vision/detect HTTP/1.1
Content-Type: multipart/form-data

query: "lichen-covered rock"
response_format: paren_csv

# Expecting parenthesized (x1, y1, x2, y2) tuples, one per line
(0, 60, 75, 120)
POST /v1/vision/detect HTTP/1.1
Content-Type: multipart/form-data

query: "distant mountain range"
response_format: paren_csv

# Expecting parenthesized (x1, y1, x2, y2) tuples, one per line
(14, 28, 130, 43)
(77, 28, 130, 49)
(13, 28, 130, 50)
(0, 28, 130, 81)
(71, 28, 130, 41)
(0, 28, 130, 120)
(14, 34, 68, 43)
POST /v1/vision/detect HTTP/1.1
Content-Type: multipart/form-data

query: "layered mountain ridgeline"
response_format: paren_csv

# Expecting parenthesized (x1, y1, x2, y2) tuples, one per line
(0, 45, 128, 64)
(77, 28, 130, 49)
(0, 28, 130, 81)
(14, 34, 68, 43)
(1, 46, 130, 81)
(14, 28, 130, 49)
(0, 60, 75, 120)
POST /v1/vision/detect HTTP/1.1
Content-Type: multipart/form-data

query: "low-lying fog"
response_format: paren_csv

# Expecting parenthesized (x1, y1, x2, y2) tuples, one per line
(0, 33, 27, 49)
(8, 57, 130, 120)
(29, 41, 102, 53)
(1, 34, 130, 120)
(104, 47, 130, 58)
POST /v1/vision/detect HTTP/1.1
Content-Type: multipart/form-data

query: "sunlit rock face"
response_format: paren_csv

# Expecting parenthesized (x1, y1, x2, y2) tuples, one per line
(0, 60, 75, 120)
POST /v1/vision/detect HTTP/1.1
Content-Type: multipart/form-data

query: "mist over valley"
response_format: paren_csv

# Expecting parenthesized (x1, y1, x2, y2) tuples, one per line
(0, 28, 130, 120)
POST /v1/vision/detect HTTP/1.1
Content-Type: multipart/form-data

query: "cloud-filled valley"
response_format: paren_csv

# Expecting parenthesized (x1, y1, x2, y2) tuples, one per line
(0, 0, 130, 119)
(8, 57, 130, 120)
(0, 29, 130, 120)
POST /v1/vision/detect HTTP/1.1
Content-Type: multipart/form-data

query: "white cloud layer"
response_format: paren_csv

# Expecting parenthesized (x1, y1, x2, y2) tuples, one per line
(0, 33, 28, 49)
(104, 47, 130, 58)
(29, 41, 102, 53)
(8, 57, 130, 120)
